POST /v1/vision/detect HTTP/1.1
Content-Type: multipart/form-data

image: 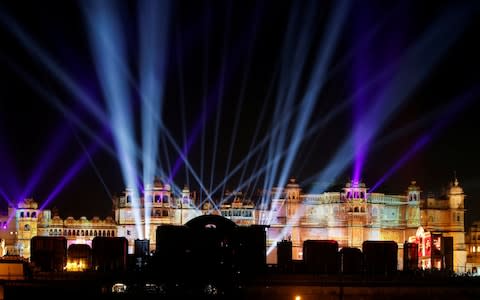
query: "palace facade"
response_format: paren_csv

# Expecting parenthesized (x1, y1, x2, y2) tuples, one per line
(0, 177, 471, 272)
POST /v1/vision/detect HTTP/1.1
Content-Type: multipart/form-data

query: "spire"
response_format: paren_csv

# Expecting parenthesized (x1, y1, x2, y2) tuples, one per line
(454, 171, 459, 186)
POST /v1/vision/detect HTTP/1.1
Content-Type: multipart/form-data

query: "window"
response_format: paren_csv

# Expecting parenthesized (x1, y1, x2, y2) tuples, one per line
(154, 195, 161, 203)
(127, 196, 132, 203)
(20, 212, 24, 218)
(457, 215, 461, 222)
(24, 224, 30, 231)
(162, 210, 169, 217)
(162, 195, 169, 203)
(127, 230, 131, 236)
(111, 231, 115, 237)
(94, 230, 97, 236)
(31, 212, 37, 218)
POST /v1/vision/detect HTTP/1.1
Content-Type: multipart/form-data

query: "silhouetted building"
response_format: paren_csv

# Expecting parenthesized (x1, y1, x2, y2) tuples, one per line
(92, 237, 127, 272)
(154, 215, 266, 283)
(403, 242, 419, 271)
(303, 240, 339, 274)
(276, 240, 293, 272)
(363, 241, 398, 275)
(30, 236, 67, 272)
(340, 247, 363, 274)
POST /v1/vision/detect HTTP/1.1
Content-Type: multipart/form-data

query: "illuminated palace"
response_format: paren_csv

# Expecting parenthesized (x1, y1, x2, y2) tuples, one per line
(0, 177, 473, 272)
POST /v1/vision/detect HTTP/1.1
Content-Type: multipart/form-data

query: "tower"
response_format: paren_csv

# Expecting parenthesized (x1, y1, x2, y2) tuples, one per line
(449, 177, 464, 209)
(447, 176, 467, 272)
(284, 178, 302, 259)
(284, 178, 301, 222)
(406, 181, 421, 228)
(16, 198, 39, 258)
(342, 180, 367, 247)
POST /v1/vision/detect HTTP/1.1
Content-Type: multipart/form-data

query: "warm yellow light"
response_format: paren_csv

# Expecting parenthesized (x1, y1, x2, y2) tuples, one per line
(66, 259, 87, 272)
(295, 296, 301, 300)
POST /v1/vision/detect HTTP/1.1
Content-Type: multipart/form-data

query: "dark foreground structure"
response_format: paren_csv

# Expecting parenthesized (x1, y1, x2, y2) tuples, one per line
(2, 216, 480, 299)
(153, 214, 267, 287)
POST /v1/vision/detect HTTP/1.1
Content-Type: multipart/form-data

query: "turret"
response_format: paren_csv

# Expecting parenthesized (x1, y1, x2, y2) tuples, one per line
(285, 178, 301, 201)
(449, 177, 464, 209)
(407, 181, 421, 203)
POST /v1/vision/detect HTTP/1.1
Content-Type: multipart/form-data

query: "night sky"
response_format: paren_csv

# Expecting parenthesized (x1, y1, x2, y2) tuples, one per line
(0, 1, 479, 225)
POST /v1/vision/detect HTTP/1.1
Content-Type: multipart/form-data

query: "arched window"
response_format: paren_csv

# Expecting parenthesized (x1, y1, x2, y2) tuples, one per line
(77, 230, 80, 236)
(81, 230, 84, 236)
(68, 230, 71, 236)
(154, 195, 161, 203)
(111, 231, 115, 237)
(90, 230, 93, 236)
(94, 230, 97, 236)
(354, 207, 359, 213)
(107, 231, 110, 237)
(26, 212, 30, 218)
(20, 212, 24, 218)
(31, 212, 37, 218)
(103, 230, 106, 237)
(162, 195, 169, 203)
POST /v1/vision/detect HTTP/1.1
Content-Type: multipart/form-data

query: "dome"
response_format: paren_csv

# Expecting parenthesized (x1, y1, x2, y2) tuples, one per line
(449, 178, 464, 195)
(153, 177, 163, 188)
(408, 180, 421, 192)
(185, 214, 237, 231)
(286, 178, 300, 188)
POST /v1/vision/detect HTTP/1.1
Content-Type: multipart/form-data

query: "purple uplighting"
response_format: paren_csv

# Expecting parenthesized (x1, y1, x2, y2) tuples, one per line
(19, 122, 72, 202)
(350, 4, 408, 185)
(0, 187, 14, 207)
(0, 141, 21, 200)
(39, 138, 101, 210)
(370, 86, 479, 192)
(370, 135, 430, 193)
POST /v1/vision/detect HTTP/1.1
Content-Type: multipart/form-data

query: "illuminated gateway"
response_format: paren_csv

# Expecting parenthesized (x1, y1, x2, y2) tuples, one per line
(0, 177, 471, 272)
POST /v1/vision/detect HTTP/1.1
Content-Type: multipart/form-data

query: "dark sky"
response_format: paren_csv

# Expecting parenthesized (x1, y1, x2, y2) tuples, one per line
(0, 1, 479, 225)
